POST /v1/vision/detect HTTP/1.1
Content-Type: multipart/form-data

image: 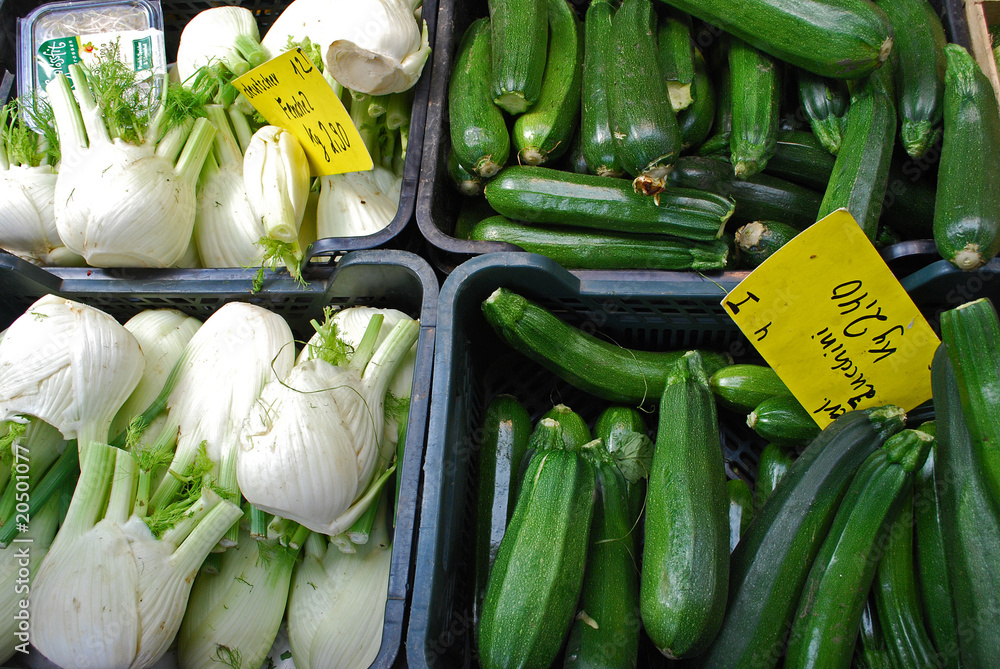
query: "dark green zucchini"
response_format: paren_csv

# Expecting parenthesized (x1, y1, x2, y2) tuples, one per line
(727, 478, 754, 554)
(748, 395, 822, 444)
(513, 0, 584, 165)
(469, 216, 730, 270)
(473, 395, 532, 630)
(641, 351, 729, 659)
(447, 148, 483, 197)
(754, 442, 797, 510)
(879, 153, 937, 240)
(678, 46, 716, 150)
(933, 44, 1000, 271)
(607, 0, 681, 192)
(652, 0, 893, 79)
(483, 165, 733, 239)
(453, 196, 498, 240)
(657, 9, 695, 111)
(729, 38, 781, 177)
(594, 406, 650, 527)
(664, 156, 821, 229)
(797, 69, 850, 155)
(817, 65, 896, 241)
(481, 287, 732, 405)
(874, 0, 946, 159)
(735, 220, 799, 268)
(708, 363, 792, 413)
(763, 130, 837, 190)
(697, 58, 732, 157)
(580, 0, 623, 177)
(478, 441, 595, 669)
(931, 345, 1000, 669)
(856, 596, 894, 669)
(540, 403, 592, 449)
(489, 0, 549, 114)
(785, 429, 932, 669)
(564, 129, 590, 175)
(698, 405, 907, 669)
(449, 18, 510, 178)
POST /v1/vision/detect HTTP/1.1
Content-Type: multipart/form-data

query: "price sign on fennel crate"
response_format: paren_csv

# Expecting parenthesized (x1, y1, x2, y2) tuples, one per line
(722, 210, 939, 428)
(233, 48, 373, 176)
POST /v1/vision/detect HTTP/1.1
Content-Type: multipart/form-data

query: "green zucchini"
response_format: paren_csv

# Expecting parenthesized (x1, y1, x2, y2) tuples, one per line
(735, 220, 799, 268)
(697, 58, 732, 157)
(541, 403, 592, 449)
(872, 494, 940, 669)
(607, 0, 681, 193)
(748, 395, 822, 444)
(931, 345, 1000, 669)
(874, 0, 946, 159)
(564, 129, 590, 175)
(708, 363, 792, 413)
(564, 450, 640, 669)
(447, 148, 483, 197)
(817, 66, 896, 241)
(594, 406, 650, 526)
(797, 70, 850, 155)
(727, 478, 754, 553)
(729, 38, 781, 177)
(932, 44, 1000, 271)
(940, 298, 1000, 508)
(482, 287, 732, 405)
(594, 407, 647, 448)
(879, 154, 936, 240)
(473, 395, 532, 630)
(454, 196, 498, 240)
(754, 442, 796, 510)
(653, 0, 893, 79)
(483, 165, 733, 239)
(449, 18, 510, 178)
(698, 405, 907, 669)
(489, 0, 549, 114)
(678, 46, 716, 150)
(785, 429, 931, 669)
(657, 9, 696, 111)
(856, 596, 894, 669)
(580, 0, 622, 177)
(665, 156, 821, 229)
(913, 443, 960, 668)
(763, 130, 836, 190)
(513, 0, 584, 165)
(640, 351, 729, 659)
(469, 215, 730, 270)
(478, 434, 596, 669)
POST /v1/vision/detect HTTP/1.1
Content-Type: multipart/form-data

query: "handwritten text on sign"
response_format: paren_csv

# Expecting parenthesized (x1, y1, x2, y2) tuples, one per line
(722, 210, 939, 428)
(233, 49, 373, 176)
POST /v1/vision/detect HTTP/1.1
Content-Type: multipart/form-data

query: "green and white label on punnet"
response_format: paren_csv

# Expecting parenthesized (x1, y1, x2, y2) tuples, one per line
(722, 209, 939, 428)
(35, 29, 165, 90)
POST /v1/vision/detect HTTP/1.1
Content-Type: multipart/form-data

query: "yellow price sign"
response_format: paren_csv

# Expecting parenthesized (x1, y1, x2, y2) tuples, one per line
(233, 48, 373, 176)
(722, 210, 939, 428)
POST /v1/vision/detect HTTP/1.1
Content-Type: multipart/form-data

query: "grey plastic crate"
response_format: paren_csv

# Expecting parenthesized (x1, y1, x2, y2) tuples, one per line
(0, 248, 438, 669)
(407, 253, 767, 669)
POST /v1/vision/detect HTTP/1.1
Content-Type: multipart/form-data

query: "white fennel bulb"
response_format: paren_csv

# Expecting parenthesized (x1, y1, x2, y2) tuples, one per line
(0, 295, 144, 452)
(260, 0, 430, 95)
(317, 164, 401, 238)
(175, 7, 267, 84)
(237, 317, 419, 535)
(47, 64, 215, 267)
(195, 106, 265, 268)
(287, 505, 392, 669)
(110, 309, 202, 439)
(30, 443, 243, 669)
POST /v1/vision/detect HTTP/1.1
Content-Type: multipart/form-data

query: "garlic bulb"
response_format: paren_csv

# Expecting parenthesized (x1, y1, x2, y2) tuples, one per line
(317, 164, 402, 238)
(0, 295, 145, 452)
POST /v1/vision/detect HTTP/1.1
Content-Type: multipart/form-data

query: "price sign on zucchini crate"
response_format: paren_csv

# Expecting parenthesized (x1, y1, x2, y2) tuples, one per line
(721, 210, 939, 428)
(232, 48, 373, 176)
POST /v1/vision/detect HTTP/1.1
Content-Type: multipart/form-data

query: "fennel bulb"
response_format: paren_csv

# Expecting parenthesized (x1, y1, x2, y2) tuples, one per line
(176, 525, 298, 669)
(287, 503, 393, 669)
(47, 61, 216, 267)
(317, 164, 402, 238)
(195, 106, 265, 268)
(0, 295, 145, 454)
(175, 7, 267, 84)
(237, 318, 419, 535)
(31, 443, 243, 669)
(260, 0, 431, 95)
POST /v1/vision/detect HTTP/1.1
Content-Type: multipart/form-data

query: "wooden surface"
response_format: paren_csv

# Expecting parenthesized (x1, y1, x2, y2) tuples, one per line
(967, 0, 1000, 106)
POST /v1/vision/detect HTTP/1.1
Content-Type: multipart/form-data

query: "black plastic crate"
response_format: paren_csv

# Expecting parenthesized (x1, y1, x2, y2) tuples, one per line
(1, 0, 435, 262)
(0, 248, 439, 669)
(407, 254, 767, 669)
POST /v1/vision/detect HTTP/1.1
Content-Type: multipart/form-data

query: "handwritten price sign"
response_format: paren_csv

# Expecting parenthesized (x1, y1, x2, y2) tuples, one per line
(233, 48, 373, 176)
(722, 210, 939, 427)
